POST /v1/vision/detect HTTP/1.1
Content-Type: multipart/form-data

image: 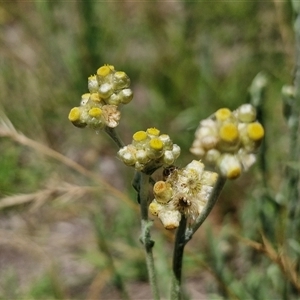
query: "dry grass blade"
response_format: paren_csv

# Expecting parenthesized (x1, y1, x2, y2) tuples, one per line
(239, 234, 300, 292)
(0, 112, 137, 211)
(0, 183, 96, 210)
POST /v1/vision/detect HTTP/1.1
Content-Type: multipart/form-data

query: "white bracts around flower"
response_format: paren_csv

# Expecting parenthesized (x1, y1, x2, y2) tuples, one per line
(117, 129, 181, 173)
(149, 160, 218, 229)
(190, 104, 264, 179)
(69, 64, 133, 131)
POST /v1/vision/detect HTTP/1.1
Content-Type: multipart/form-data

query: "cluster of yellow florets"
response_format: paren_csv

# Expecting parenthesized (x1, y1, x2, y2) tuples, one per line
(68, 65, 133, 130)
(190, 104, 264, 179)
(117, 128, 181, 173)
(149, 160, 218, 229)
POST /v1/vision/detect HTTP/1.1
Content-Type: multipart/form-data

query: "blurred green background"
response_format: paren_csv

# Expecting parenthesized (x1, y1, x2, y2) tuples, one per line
(0, 1, 298, 299)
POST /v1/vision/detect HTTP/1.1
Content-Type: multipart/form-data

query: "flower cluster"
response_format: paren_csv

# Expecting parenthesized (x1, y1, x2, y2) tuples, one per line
(117, 128, 181, 173)
(149, 160, 218, 229)
(68, 65, 133, 130)
(190, 104, 264, 179)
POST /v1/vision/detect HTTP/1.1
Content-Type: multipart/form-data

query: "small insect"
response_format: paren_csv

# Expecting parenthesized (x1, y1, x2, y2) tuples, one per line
(178, 196, 191, 207)
(162, 165, 178, 181)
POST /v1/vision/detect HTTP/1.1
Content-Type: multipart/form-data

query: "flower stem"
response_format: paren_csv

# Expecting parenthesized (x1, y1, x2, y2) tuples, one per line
(138, 172, 160, 300)
(171, 215, 188, 300)
(104, 127, 125, 148)
(185, 175, 226, 242)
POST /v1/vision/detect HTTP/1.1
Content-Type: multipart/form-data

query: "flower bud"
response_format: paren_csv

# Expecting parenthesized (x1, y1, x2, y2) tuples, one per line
(81, 93, 90, 106)
(90, 93, 102, 103)
(190, 143, 205, 157)
(158, 209, 181, 230)
(132, 130, 149, 149)
(237, 104, 256, 123)
(247, 122, 264, 141)
(218, 154, 242, 179)
(98, 83, 114, 99)
(113, 71, 130, 90)
(97, 65, 114, 78)
(133, 130, 148, 142)
(88, 75, 99, 93)
(219, 123, 239, 143)
(88, 107, 102, 118)
(149, 201, 162, 216)
(163, 150, 175, 165)
(121, 151, 136, 166)
(147, 127, 160, 137)
(69, 107, 81, 122)
(153, 181, 173, 204)
(158, 134, 172, 148)
(171, 144, 181, 159)
(218, 123, 240, 152)
(119, 88, 133, 104)
(118, 145, 136, 166)
(136, 149, 149, 164)
(68, 107, 87, 128)
(146, 138, 164, 159)
(202, 135, 218, 149)
(204, 149, 220, 163)
(215, 108, 232, 121)
(106, 93, 121, 105)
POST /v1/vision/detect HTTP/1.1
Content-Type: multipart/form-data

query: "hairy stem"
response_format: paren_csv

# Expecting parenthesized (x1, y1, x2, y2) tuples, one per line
(104, 126, 125, 148)
(139, 172, 160, 300)
(171, 215, 188, 300)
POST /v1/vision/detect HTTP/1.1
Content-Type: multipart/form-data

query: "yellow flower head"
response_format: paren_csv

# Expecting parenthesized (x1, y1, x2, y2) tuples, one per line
(247, 122, 264, 141)
(149, 138, 164, 151)
(147, 127, 160, 136)
(68, 107, 81, 122)
(215, 108, 232, 121)
(115, 71, 126, 79)
(88, 107, 102, 118)
(219, 123, 239, 143)
(90, 93, 101, 102)
(97, 65, 114, 77)
(133, 131, 148, 142)
(191, 104, 264, 179)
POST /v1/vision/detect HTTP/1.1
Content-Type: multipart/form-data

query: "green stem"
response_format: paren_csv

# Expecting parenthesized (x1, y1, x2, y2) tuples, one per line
(185, 175, 226, 242)
(139, 172, 160, 300)
(104, 127, 125, 148)
(171, 215, 188, 300)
